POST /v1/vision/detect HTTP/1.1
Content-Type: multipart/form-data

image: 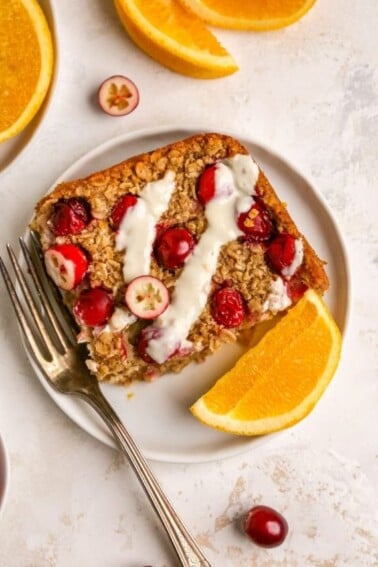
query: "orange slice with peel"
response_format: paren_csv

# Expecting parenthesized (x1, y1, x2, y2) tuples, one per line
(0, 0, 54, 143)
(114, 0, 238, 79)
(177, 0, 317, 31)
(191, 290, 342, 435)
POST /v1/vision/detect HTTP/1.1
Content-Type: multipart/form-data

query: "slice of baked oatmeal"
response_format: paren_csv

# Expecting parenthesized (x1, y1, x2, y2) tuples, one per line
(31, 133, 328, 385)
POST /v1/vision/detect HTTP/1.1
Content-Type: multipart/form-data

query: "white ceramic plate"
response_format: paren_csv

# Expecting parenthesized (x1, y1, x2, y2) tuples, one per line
(0, 0, 57, 175)
(27, 126, 351, 463)
(0, 434, 9, 516)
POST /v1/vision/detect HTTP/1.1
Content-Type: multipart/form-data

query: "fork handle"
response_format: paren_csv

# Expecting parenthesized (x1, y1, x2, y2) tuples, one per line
(81, 388, 212, 567)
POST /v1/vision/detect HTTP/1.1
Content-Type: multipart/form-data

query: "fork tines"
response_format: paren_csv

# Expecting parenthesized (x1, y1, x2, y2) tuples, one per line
(0, 232, 75, 366)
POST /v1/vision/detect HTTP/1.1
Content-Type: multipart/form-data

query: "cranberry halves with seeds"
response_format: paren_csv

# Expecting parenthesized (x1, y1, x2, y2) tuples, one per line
(50, 198, 91, 236)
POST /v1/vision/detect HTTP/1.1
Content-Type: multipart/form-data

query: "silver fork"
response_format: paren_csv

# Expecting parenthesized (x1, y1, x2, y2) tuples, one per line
(0, 232, 212, 567)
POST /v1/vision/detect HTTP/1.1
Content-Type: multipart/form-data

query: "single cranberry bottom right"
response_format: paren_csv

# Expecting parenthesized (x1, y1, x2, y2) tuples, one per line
(243, 505, 288, 548)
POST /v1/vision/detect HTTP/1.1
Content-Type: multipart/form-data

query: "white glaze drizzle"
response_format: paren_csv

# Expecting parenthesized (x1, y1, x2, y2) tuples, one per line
(262, 276, 292, 313)
(146, 155, 259, 364)
(115, 171, 175, 282)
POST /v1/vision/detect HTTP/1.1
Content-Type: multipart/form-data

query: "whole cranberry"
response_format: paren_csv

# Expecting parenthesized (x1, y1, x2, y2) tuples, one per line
(211, 287, 245, 328)
(244, 505, 288, 548)
(237, 199, 274, 242)
(73, 287, 114, 327)
(51, 198, 91, 236)
(111, 193, 138, 230)
(197, 165, 216, 205)
(155, 227, 195, 269)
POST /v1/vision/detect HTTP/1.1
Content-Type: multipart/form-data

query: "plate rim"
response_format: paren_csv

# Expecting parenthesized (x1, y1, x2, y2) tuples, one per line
(0, 433, 10, 517)
(26, 124, 352, 463)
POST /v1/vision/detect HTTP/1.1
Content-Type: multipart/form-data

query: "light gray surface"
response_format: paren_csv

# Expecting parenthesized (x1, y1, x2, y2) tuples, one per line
(0, 1, 377, 565)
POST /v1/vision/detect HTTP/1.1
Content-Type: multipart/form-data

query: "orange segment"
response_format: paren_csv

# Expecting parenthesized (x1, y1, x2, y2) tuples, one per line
(178, 0, 317, 30)
(191, 290, 342, 435)
(0, 0, 54, 143)
(115, 0, 238, 79)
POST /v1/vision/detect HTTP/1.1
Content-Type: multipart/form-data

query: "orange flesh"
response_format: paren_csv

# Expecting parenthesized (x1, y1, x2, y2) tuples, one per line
(194, 0, 314, 19)
(202, 298, 329, 418)
(127, 0, 229, 55)
(0, 0, 42, 131)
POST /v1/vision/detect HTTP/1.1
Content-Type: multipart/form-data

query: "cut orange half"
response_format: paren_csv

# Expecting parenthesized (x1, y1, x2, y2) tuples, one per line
(178, 0, 317, 31)
(0, 0, 54, 143)
(114, 0, 238, 79)
(191, 290, 342, 435)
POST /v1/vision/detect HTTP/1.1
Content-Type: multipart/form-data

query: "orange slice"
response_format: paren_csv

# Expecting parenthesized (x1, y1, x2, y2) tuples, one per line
(191, 290, 342, 435)
(178, 0, 317, 31)
(114, 0, 238, 79)
(0, 0, 54, 143)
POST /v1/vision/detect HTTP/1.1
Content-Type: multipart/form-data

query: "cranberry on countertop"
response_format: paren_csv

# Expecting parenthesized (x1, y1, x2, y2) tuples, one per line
(155, 227, 195, 269)
(50, 198, 91, 236)
(73, 288, 114, 327)
(237, 199, 274, 242)
(244, 505, 288, 548)
(97, 75, 139, 117)
(211, 287, 245, 328)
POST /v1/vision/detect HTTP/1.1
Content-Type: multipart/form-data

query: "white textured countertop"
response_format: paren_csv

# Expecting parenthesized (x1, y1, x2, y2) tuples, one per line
(0, 1, 377, 565)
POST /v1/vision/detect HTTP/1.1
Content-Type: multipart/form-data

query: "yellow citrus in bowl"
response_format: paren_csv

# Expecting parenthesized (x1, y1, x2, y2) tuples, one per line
(0, 0, 54, 143)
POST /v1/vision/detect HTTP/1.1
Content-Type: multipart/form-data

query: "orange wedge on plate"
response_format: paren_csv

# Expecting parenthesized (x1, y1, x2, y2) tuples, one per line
(178, 0, 317, 30)
(191, 290, 342, 435)
(0, 0, 54, 143)
(114, 0, 238, 79)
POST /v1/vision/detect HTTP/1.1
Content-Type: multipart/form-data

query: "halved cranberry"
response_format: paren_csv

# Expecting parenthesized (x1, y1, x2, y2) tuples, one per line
(211, 287, 245, 328)
(44, 243, 88, 291)
(197, 165, 216, 205)
(155, 227, 195, 269)
(73, 288, 114, 327)
(97, 75, 139, 117)
(237, 199, 274, 242)
(125, 275, 169, 319)
(51, 198, 91, 236)
(244, 505, 288, 548)
(266, 233, 296, 273)
(111, 193, 138, 230)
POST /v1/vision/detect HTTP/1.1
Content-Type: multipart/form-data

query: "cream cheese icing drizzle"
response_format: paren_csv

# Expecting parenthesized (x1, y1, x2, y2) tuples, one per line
(115, 170, 175, 283)
(146, 154, 259, 364)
